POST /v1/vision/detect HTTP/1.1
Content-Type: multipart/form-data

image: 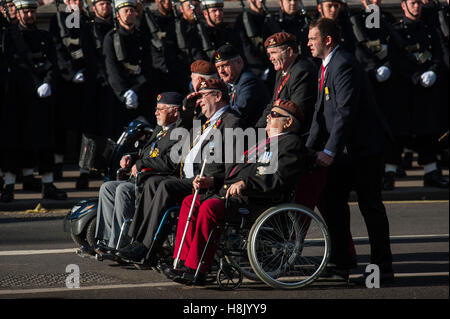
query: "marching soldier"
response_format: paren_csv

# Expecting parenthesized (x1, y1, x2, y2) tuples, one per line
(49, 0, 90, 179)
(264, 0, 313, 58)
(316, 0, 356, 53)
(200, 0, 240, 58)
(103, 0, 157, 135)
(0, 0, 67, 202)
(76, 0, 114, 189)
(0, 0, 18, 192)
(233, 0, 271, 80)
(383, 0, 448, 189)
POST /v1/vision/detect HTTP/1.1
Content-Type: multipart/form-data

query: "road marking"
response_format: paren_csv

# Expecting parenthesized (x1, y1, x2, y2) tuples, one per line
(0, 272, 448, 296)
(349, 200, 449, 205)
(0, 248, 77, 256)
(0, 234, 448, 256)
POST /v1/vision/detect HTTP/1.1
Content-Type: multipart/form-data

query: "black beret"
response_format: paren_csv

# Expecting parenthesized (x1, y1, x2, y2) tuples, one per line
(156, 92, 184, 106)
(213, 43, 241, 63)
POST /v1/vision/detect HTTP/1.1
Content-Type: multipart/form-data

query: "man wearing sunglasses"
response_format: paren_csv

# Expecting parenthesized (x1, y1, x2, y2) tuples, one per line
(160, 99, 308, 286)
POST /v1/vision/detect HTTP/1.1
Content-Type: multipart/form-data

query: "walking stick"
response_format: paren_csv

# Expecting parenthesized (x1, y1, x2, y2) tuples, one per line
(173, 144, 214, 269)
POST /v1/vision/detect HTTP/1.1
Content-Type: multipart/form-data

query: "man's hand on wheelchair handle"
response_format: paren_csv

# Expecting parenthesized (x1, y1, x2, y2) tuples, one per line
(226, 181, 247, 199)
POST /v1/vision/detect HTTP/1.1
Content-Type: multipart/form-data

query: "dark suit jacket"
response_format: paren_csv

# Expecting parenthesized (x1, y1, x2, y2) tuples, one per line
(255, 55, 318, 134)
(306, 47, 387, 158)
(134, 124, 179, 175)
(230, 68, 270, 128)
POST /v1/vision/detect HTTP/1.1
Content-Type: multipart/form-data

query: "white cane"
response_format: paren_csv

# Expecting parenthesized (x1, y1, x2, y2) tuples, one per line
(173, 145, 213, 269)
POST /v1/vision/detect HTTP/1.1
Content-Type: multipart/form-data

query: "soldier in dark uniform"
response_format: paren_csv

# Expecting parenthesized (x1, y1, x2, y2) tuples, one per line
(94, 92, 184, 256)
(316, 0, 356, 53)
(200, 0, 240, 58)
(384, 0, 448, 189)
(0, 0, 67, 202)
(0, 0, 18, 191)
(263, 0, 312, 58)
(103, 0, 157, 136)
(233, 0, 271, 80)
(213, 43, 270, 127)
(49, 0, 90, 179)
(75, 0, 114, 189)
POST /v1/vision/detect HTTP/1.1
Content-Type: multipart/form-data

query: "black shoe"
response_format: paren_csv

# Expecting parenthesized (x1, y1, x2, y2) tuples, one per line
(172, 267, 207, 286)
(320, 264, 350, 282)
(395, 167, 407, 178)
(22, 175, 42, 192)
(424, 170, 449, 188)
(53, 163, 63, 181)
(76, 173, 89, 190)
(383, 171, 396, 191)
(402, 152, 413, 169)
(0, 184, 14, 203)
(157, 263, 187, 280)
(42, 183, 67, 200)
(116, 241, 148, 262)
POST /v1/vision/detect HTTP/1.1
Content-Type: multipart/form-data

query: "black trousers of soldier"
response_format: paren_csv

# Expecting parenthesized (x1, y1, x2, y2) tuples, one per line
(1, 148, 54, 175)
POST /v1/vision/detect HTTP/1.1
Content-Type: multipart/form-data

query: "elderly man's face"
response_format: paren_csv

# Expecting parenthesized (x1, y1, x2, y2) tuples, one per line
(155, 103, 178, 127)
(266, 106, 291, 136)
(198, 89, 221, 119)
(267, 45, 294, 71)
(215, 58, 243, 84)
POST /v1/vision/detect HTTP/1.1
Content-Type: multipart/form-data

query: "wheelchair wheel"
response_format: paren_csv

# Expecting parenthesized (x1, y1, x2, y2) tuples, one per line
(217, 262, 243, 291)
(223, 227, 260, 282)
(247, 204, 330, 289)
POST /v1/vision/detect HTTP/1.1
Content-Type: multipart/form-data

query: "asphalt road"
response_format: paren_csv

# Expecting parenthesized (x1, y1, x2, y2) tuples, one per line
(0, 201, 448, 306)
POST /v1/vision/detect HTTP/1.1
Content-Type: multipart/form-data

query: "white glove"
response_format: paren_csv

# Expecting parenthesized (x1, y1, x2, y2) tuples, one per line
(375, 66, 391, 82)
(420, 71, 437, 88)
(72, 70, 85, 84)
(37, 83, 51, 98)
(123, 89, 138, 109)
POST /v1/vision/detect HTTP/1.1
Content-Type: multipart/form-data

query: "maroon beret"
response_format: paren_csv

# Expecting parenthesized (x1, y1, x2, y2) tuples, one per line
(190, 60, 217, 75)
(195, 78, 228, 93)
(273, 99, 304, 123)
(264, 32, 298, 49)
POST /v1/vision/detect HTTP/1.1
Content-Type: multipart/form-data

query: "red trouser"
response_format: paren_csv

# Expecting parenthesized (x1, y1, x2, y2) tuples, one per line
(173, 195, 226, 273)
(295, 167, 357, 263)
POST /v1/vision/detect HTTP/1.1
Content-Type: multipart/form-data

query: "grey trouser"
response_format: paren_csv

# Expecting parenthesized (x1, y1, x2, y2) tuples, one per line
(95, 180, 136, 249)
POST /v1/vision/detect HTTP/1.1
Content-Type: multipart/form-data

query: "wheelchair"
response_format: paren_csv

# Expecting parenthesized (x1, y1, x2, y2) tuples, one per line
(166, 201, 331, 290)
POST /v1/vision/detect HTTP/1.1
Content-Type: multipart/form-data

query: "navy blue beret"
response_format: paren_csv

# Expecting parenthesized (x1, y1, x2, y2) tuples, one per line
(156, 92, 184, 106)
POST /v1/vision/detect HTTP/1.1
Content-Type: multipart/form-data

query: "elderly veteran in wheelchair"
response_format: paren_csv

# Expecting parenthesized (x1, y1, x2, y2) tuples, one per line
(159, 99, 310, 286)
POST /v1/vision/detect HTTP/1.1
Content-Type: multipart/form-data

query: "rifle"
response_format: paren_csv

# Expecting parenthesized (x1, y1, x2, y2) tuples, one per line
(239, 0, 257, 38)
(189, 0, 213, 57)
(143, 5, 163, 50)
(170, 0, 189, 54)
(111, 0, 126, 62)
(298, 0, 310, 25)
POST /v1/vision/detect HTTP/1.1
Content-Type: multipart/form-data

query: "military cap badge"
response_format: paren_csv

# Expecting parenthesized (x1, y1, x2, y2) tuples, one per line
(200, 81, 207, 89)
(157, 94, 162, 101)
(214, 52, 221, 61)
(268, 38, 277, 46)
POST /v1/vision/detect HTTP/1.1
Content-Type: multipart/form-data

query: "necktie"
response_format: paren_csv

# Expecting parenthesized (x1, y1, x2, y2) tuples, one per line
(320, 64, 326, 92)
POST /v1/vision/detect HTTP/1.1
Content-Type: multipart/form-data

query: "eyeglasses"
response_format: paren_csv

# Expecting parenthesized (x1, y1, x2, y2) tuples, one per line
(270, 111, 290, 119)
